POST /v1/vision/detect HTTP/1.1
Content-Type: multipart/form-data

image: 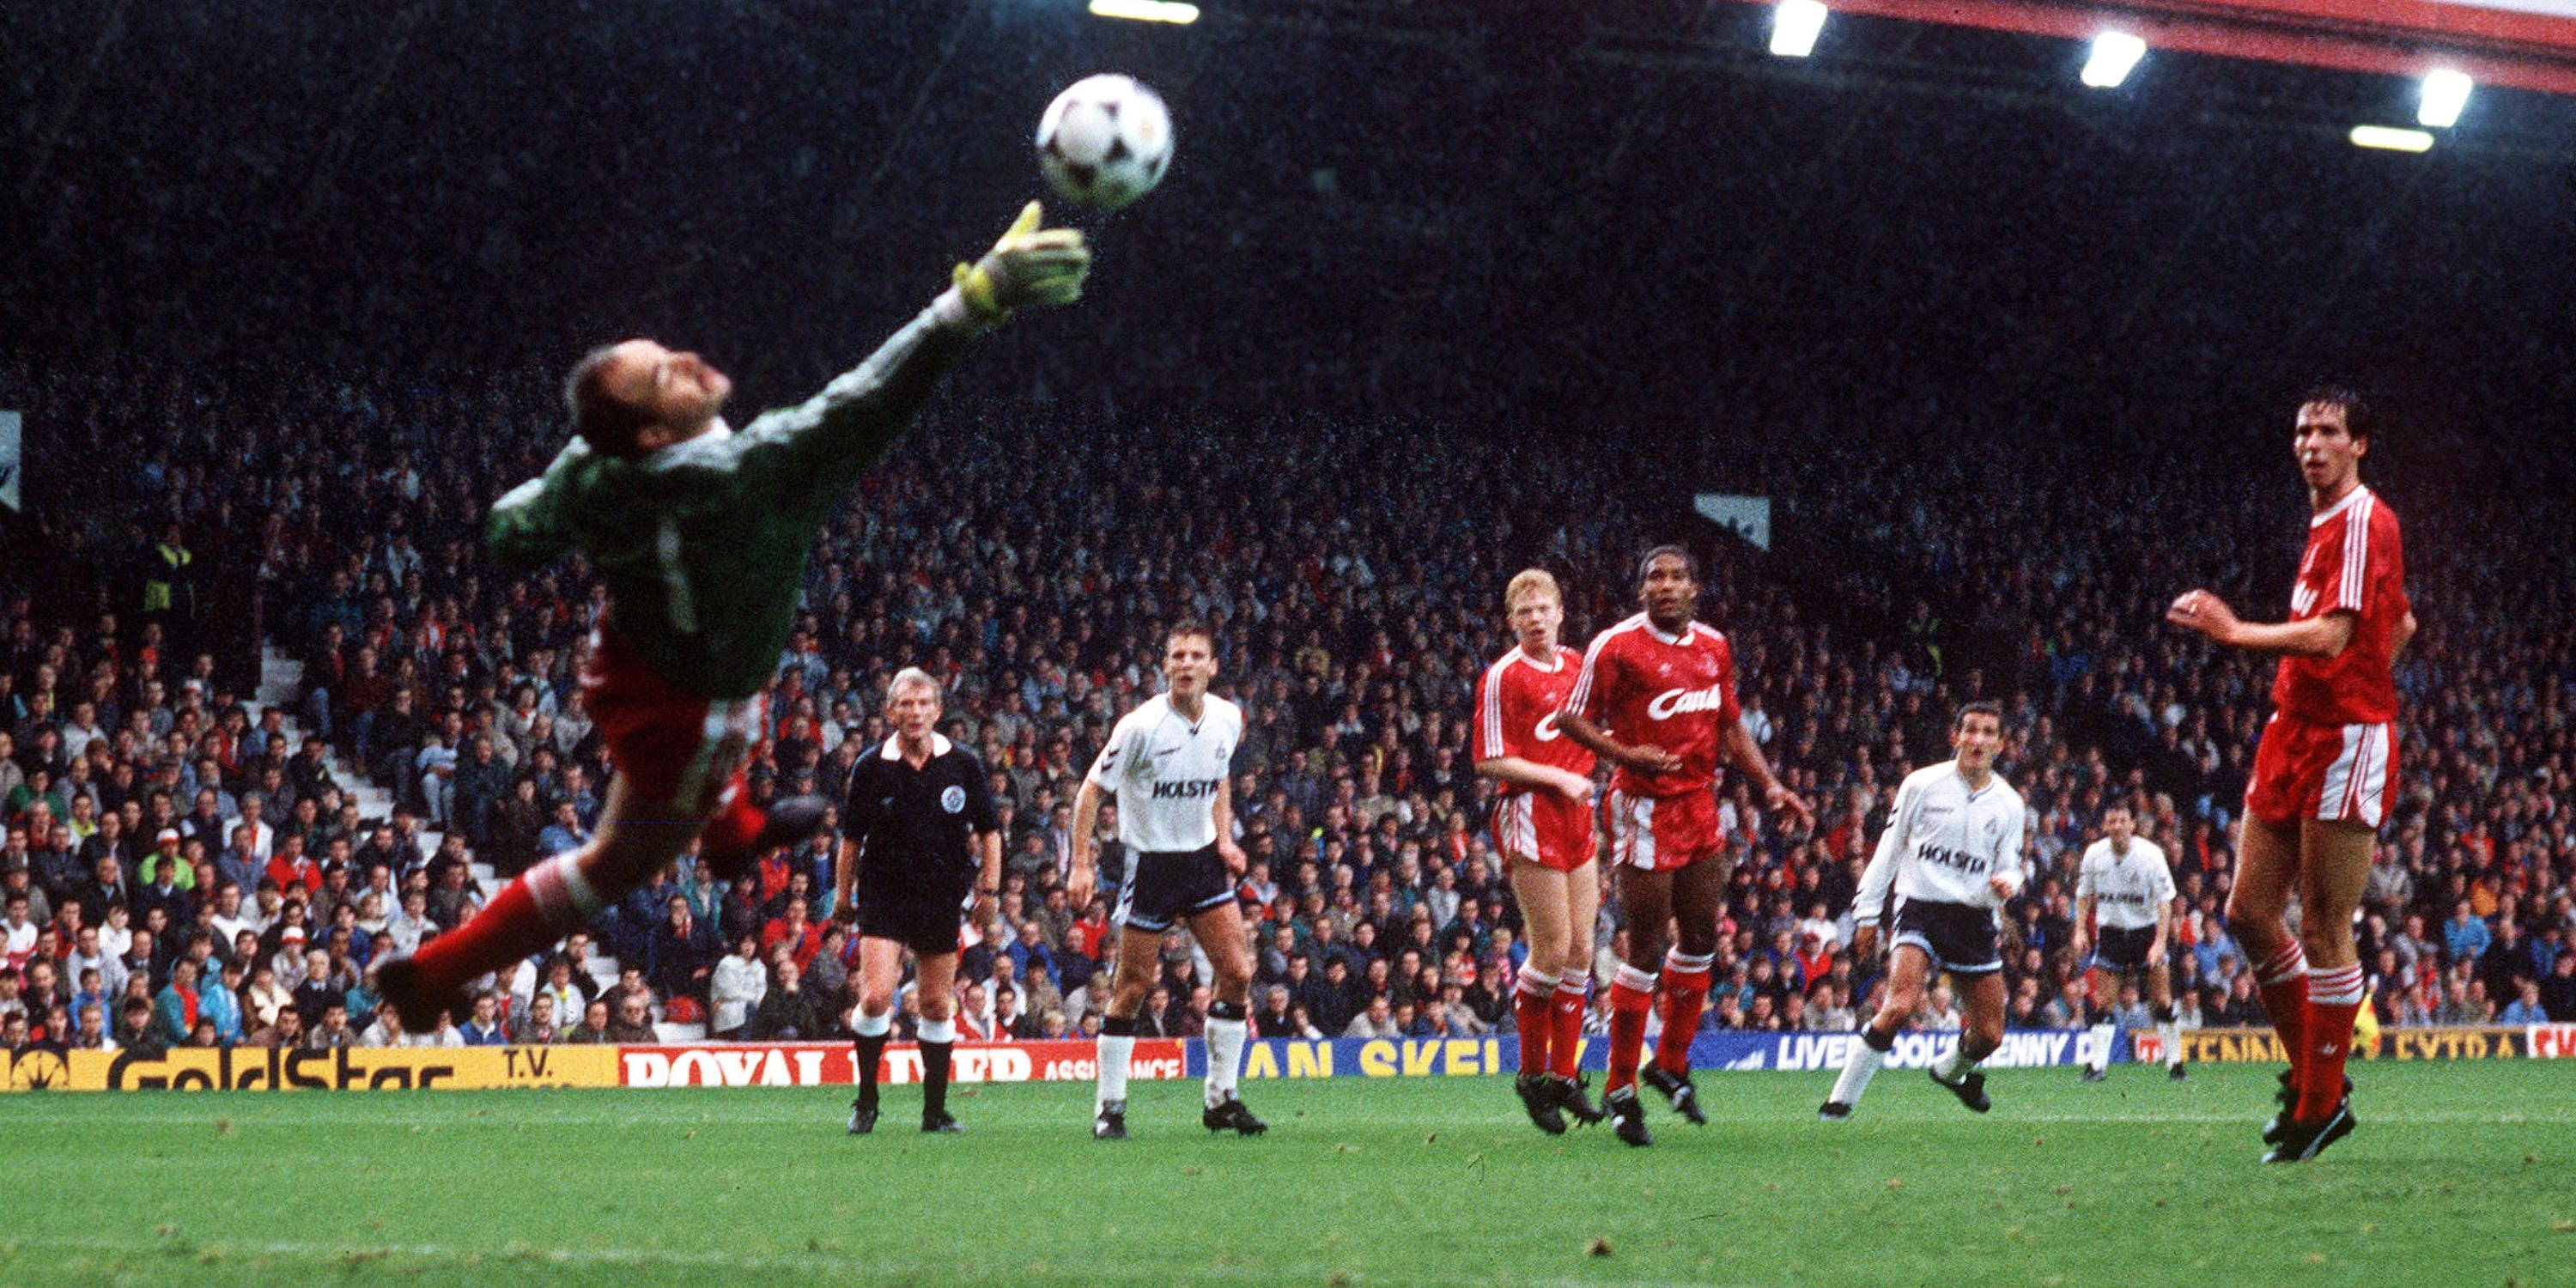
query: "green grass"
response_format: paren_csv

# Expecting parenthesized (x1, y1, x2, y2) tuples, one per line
(4, 1061, 2571, 1288)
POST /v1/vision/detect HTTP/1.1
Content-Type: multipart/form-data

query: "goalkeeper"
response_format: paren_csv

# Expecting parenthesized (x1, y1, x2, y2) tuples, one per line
(383, 204, 1089, 1028)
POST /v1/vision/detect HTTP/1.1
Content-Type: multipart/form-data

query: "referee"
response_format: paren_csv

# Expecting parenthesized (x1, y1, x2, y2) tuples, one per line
(835, 667, 1002, 1134)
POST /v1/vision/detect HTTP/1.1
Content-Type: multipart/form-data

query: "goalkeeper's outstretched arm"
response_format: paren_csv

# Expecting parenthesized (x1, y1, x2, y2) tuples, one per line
(741, 202, 1092, 495)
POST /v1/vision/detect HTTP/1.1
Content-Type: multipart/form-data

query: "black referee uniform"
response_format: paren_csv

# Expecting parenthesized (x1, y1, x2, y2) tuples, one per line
(841, 734, 1000, 955)
(841, 732, 999, 1134)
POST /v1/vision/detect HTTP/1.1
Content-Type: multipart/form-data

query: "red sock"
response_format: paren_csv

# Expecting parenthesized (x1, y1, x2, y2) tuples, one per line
(2254, 940, 2309, 1080)
(1513, 967, 1555, 1076)
(1652, 951, 1713, 1076)
(1605, 965, 1656, 1094)
(1551, 970, 1589, 1080)
(2297, 963, 2366, 1121)
(407, 854, 603, 997)
(697, 772, 765, 865)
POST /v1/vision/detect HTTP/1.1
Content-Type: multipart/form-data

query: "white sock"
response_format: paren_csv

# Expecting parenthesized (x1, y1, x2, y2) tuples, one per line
(916, 1017, 956, 1044)
(527, 852, 608, 927)
(2158, 1020, 2181, 1068)
(1932, 1041, 1978, 1084)
(1830, 1032, 1887, 1107)
(2087, 1022, 2116, 1072)
(1097, 1034, 1135, 1110)
(1205, 1018, 1248, 1107)
(853, 1009, 892, 1038)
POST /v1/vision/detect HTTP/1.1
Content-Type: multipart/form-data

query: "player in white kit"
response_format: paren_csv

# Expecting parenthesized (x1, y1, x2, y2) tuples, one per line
(1822, 703, 2029, 1119)
(1068, 623, 1265, 1140)
(2072, 802, 2185, 1082)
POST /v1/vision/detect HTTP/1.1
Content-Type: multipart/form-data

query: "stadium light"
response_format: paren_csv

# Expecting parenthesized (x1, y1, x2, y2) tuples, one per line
(2080, 32, 2148, 88)
(2350, 125, 2436, 152)
(1771, 0, 1829, 58)
(1089, 0, 1198, 24)
(2418, 69, 2473, 127)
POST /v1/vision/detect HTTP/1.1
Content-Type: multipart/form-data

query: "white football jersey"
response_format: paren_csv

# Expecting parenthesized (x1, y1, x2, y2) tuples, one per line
(1852, 761, 2029, 922)
(2075, 837, 2176, 932)
(1086, 694, 1242, 854)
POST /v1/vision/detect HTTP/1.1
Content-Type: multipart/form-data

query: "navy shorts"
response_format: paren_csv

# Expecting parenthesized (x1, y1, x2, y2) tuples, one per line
(1117, 845, 1232, 934)
(2094, 925, 2159, 972)
(1893, 899, 2002, 975)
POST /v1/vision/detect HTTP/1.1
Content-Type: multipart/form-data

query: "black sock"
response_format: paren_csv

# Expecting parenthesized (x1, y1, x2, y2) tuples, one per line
(2153, 1003, 2177, 1024)
(921, 1041, 953, 1116)
(1208, 1000, 1245, 1022)
(1862, 1025, 1895, 1053)
(1102, 1014, 1138, 1037)
(854, 1031, 888, 1111)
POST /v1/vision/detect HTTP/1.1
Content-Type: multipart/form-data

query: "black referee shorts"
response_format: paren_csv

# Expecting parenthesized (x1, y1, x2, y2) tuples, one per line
(857, 872, 972, 957)
(2094, 925, 2159, 972)
(1116, 844, 1232, 934)
(1892, 899, 2002, 975)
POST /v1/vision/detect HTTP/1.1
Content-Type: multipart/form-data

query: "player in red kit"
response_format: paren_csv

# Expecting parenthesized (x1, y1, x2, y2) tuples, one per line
(2168, 386, 2415, 1163)
(1473, 569, 1607, 1134)
(1560, 546, 1811, 1146)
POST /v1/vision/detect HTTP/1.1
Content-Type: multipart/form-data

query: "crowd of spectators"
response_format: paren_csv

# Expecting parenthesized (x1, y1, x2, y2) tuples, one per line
(4, 354, 2572, 1064)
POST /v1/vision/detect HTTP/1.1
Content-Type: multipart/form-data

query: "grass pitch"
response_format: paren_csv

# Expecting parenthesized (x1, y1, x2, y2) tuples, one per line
(4, 1060, 2569, 1288)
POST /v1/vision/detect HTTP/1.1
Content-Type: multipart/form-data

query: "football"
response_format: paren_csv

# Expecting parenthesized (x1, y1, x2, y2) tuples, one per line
(1035, 74, 1173, 212)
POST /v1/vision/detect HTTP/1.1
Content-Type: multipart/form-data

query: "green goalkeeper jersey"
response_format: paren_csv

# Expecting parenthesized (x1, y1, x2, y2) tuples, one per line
(485, 303, 974, 701)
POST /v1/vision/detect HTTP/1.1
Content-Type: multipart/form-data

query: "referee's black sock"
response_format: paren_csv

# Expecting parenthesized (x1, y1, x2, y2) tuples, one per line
(852, 1030, 889, 1112)
(918, 1017, 957, 1117)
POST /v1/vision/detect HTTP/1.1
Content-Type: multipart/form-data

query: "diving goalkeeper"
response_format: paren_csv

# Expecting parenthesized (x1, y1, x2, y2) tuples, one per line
(382, 204, 1089, 1028)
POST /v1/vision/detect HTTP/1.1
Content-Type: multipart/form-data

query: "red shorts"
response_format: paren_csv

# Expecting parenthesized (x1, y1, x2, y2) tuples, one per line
(2245, 711, 2397, 829)
(1603, 787, 1723, 872)
(1490, 790, 1596, 872)
(578, 628, 767, 811)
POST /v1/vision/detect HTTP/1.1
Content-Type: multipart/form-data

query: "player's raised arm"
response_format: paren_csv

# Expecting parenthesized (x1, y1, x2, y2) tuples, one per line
(736, 202, 1091, 496)
(2166, 589, 2355, 658)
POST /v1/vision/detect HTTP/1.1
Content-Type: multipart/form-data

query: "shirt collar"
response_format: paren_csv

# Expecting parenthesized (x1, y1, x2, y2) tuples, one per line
(882, 732, 954, 761)
(2310, 483, 2370, 528)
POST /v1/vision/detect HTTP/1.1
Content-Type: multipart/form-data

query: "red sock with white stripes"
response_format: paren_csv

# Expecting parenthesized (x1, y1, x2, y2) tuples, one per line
(1605, 965, 1657, 1095)
(2296, 962, 2366, 1121)
(405, 851, 606, 997)
(1551, 969, 1589, 1080)
(1651, 951, 1713, 1076)
(1513, 965, 1556, 1077)
(2254, 940, 2309, 1080)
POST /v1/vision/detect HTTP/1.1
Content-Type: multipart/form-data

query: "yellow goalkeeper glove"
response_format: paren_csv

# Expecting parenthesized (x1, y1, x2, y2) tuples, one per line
(951, 201, 1090, 323)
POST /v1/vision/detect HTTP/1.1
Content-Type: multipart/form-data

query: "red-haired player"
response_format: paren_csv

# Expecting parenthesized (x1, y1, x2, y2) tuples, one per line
(1473, 568, 1605, 1134)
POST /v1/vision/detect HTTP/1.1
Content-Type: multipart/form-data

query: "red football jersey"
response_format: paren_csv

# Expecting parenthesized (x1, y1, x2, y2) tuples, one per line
(2272, 485, 2407, 725)
(1566, 613, 1740, 799)
(1473, 644, 1595, 794)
